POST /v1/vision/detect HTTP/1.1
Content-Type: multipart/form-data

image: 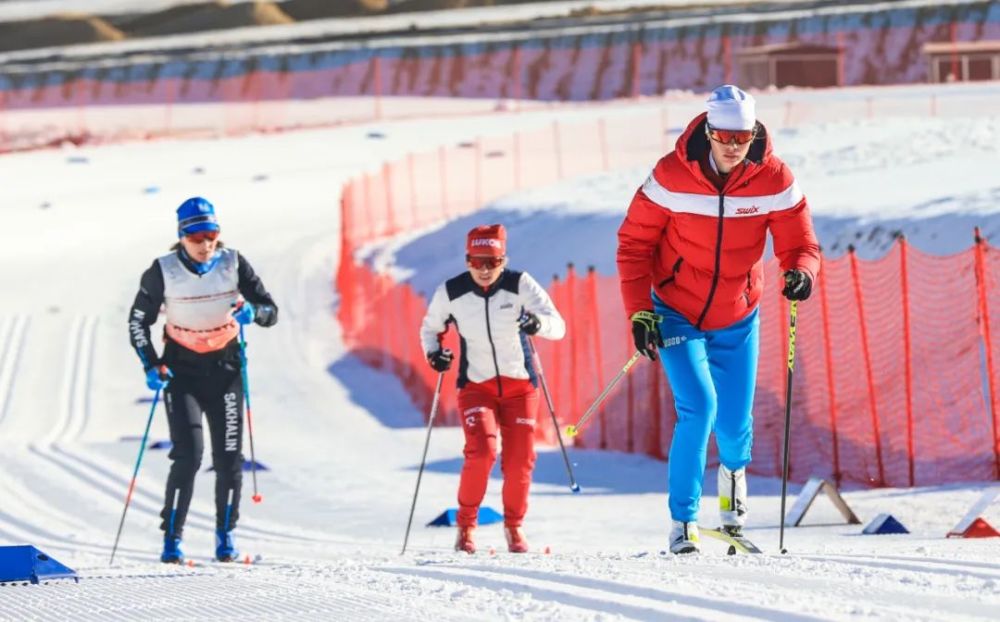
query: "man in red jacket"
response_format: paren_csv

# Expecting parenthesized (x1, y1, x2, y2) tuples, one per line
(617, 85, 820, 554)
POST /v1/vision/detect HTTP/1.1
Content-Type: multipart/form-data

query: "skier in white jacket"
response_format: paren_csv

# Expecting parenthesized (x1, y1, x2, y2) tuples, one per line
(420, 224, 565, 554)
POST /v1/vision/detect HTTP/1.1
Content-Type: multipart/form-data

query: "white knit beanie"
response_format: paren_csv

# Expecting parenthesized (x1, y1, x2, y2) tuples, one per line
(706, 85, 756, 130)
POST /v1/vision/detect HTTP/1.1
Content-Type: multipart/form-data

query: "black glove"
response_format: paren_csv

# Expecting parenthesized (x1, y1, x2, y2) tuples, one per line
(782, 270, 812, 301)
(427, 348, 454, 372)
(630, 311, 664, 361)
(518, 311, 541, 336)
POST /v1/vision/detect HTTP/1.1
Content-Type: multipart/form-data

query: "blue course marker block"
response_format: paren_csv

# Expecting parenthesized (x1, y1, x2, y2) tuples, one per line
(0, 546, 78, 584)
(862, 513, 909, 535)
(426, 506, 503, 527)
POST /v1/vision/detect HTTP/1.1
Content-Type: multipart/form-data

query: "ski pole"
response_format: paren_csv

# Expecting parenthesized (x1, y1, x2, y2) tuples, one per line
(779, 300, 798, 555)
(238, 324, 262, 504)
(527, 336, 580, 493)
(565, 350, 643, 438)
(110, 385, 162, 566)
(401, 372, 444, 555)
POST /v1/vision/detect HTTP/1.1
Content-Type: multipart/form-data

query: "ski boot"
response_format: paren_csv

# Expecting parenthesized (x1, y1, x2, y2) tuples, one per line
(455, 526, 477, 554)
(160, 536, 184, 564)
(669, 521, 700, 554)
(718, 464, 748, 536)
(504, 526, 529, 554)
(215, 528, 239, 562)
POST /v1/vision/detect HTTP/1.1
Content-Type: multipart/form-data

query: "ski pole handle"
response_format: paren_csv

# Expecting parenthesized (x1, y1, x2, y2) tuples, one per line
(565, 350, 643, 438)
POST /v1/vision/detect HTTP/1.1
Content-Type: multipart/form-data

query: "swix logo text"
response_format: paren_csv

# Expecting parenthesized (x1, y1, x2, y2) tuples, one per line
(735, 206, 760, 215)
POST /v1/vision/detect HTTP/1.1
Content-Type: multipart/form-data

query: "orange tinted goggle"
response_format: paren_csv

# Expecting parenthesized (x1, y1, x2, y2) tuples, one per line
(707, 125, 757, 145)
(467, 255, 504, 270)
(185, 230, 220, 243)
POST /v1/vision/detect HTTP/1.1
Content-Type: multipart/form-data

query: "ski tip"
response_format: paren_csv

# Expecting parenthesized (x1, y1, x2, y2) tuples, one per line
(252, 494, 263, 504)
(243, 554, 252, 565)
(488, 546, 496, 556)
(544, 545, 552, 555)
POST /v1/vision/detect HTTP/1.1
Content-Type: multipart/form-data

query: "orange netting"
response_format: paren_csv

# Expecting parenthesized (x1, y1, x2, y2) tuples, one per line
(337, 113, 1000, 488)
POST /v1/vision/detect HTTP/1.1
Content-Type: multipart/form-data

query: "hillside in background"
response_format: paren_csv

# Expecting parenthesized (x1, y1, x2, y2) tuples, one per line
(0, 0, 776, 53)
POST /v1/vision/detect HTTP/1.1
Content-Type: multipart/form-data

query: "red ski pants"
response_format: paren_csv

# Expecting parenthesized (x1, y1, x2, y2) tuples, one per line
(456, 378, 539, 528)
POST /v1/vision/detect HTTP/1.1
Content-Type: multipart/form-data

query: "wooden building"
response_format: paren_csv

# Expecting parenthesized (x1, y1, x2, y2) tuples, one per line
(736, 43, 842, 89)
(922, 41, 1000, 82)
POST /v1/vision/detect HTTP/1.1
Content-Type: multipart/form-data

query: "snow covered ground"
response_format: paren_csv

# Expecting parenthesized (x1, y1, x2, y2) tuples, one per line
(1, 86, 999, 620)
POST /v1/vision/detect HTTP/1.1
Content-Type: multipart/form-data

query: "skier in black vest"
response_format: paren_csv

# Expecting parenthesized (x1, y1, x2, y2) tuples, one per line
(128, 197, 278, 563)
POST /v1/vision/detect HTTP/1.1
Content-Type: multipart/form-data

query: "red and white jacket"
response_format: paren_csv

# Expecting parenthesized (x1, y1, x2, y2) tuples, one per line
(420, 269, 565, 392)
(617, 112, 821, 331)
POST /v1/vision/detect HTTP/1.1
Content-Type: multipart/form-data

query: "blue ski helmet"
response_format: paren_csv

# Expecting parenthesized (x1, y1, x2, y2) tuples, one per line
(176, 197, 220, 237)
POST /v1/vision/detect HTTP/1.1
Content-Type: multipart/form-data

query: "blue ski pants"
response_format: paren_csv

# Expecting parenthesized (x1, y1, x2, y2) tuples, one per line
(652, 297, 759, 522)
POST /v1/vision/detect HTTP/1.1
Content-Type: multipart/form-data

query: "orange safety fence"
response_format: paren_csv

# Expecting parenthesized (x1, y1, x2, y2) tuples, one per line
(337, 110, 1000, 487)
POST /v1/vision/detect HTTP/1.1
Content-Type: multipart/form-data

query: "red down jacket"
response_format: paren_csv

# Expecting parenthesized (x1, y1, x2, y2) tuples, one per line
(617, 112, 821, 331)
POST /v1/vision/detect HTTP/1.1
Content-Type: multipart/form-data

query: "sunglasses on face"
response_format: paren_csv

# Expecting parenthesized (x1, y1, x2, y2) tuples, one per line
(467, 255, 505, 270)
(185, 230, 219, 244)
(706, 125, 757, 145)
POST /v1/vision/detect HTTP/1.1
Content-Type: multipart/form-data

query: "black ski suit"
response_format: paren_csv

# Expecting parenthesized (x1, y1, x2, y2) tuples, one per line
(128, 246, 277, 537)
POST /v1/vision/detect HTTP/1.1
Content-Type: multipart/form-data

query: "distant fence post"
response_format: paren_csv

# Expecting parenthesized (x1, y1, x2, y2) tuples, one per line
(899, 236, 915, 487)
(849, 245, 886, 486)
(973, 227, 1000, 480)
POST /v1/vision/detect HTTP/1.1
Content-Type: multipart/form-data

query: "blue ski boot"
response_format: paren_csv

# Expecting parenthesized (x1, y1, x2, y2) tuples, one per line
(215, 528, 239, 562)
(161, 536, 184, 564)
